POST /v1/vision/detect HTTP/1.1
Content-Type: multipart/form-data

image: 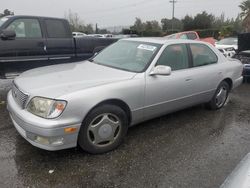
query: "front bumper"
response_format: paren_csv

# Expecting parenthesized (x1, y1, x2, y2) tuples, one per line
(7, 91, 81, 151)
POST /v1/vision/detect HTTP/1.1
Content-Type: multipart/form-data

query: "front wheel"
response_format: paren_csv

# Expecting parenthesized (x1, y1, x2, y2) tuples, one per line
(206, 81, 230, 110)
(78, 104, 128, 154)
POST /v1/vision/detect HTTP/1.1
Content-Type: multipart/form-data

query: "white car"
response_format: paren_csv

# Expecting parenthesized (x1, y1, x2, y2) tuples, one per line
(7, 38, 243, 154)
(215, 37, 238, 57)
(72, 32, 87, 38)
(87, 34, 105, 38)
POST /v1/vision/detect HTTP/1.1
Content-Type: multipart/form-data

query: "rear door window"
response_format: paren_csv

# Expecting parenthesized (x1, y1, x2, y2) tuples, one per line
(186, 33, 198, 40)
(156, 44, 189, 71)
(189, 44, 218, 67)
(45, 19, 70, 38)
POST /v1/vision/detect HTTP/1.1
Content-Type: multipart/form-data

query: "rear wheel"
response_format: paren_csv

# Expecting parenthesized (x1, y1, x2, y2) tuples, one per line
(78, 104, 128, 154)
(206, 81, 230, 110)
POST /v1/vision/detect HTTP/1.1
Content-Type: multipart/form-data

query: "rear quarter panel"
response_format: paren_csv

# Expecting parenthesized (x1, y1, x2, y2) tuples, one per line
(207, 43, 243, 87)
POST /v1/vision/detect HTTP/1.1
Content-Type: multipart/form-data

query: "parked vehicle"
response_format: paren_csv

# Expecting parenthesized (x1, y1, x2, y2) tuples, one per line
(104, 34, 113, 38)
(233, 33, 250, 82)
(215, 37, 238, 57)
(165, 31, 216, 46)
(221, 153, 250, 188)
(72, 32, 87, 37)
(0, 15, 118, 78)
(7, 38, 243, 154)
(88, 34, 105, 38)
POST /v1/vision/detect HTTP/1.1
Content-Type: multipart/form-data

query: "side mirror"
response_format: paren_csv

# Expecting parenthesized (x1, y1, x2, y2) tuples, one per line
(150, 65, 171, 76)
(0, 29, 16, 40)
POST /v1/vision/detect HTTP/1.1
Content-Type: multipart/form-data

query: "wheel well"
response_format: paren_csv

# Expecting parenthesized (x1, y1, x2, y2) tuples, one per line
(90, 99, 132, 125)
(223, 78, 233, 91)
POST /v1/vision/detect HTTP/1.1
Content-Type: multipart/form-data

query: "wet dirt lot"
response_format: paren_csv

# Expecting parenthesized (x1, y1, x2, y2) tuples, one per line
(0, 80, 250, 188)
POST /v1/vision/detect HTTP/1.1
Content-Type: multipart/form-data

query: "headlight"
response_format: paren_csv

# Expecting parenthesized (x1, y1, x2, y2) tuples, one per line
(27, 97, 67, 119)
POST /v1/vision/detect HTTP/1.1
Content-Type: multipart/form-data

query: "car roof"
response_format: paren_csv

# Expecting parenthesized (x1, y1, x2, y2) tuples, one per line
(4, 15, 68, 21)
(122, 37, 207, 45)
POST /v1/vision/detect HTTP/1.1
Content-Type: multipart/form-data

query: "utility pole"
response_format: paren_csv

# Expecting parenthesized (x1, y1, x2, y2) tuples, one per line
(170, 0, 177, 32)
(95, 23, 98, 34)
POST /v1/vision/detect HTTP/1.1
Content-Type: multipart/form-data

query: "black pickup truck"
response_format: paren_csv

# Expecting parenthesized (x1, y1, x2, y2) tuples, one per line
(233, 33, 250, 82)
(0, 15, 118, 78)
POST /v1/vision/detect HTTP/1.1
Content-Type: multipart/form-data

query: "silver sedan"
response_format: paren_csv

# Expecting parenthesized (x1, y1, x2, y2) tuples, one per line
(7, 38, 243, 154)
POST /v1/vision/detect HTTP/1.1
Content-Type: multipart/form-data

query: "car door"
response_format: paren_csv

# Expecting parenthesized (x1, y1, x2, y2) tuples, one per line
(187, 43, 223, 102)
(43, 18, 75, 61)
(144, 44, 196, 120)
(0, 17, 47, 64)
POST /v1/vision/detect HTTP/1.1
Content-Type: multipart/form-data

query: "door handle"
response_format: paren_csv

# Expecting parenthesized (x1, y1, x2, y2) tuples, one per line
(185, 78, 192, 81)
(37, 42, 47, 52)
(37, 42, 45, 47)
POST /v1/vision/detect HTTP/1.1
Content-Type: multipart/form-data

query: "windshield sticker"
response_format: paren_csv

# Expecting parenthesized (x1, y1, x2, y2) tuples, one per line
(138, 44, 157, 52)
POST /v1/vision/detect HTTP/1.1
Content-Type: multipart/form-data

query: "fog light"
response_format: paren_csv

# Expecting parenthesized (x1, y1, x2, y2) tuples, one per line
(35, 136, 50, 145)
(50, 137, 64, 146)
(34, 136, 64, 146)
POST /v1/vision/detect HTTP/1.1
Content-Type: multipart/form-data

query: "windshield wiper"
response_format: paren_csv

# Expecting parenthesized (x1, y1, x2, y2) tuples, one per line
(88, 59, 94, 62)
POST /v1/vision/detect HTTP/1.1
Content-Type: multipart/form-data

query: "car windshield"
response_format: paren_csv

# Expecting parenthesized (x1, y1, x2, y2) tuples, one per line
(165, 34, 177, 39)
(0, 17, 8, 27)
(218, 38, 238, 45)
(92, 40, 161, 72)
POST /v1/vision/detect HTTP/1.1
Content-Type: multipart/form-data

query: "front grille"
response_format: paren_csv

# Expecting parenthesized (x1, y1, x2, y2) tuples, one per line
(12, 84, 29, 109)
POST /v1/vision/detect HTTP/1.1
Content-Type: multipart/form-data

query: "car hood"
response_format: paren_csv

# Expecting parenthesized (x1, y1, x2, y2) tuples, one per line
(14, 61, 137, 98)
(215, 44, 238, 50)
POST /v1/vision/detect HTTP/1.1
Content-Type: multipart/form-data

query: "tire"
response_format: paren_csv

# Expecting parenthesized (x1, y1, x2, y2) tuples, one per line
(206, 81, 230, 110)
(78, 104, 128, 154)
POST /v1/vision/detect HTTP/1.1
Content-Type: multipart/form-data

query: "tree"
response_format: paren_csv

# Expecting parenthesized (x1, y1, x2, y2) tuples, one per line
(64, 10, 94, 34)
(130, 18, 162, 36)
(0, 9, 14, 18)
(182, 15, 194, 31)
(239, 0, 250, 18)
(193, 11, 214, 29)
(65, 10, 84, 32)
(239, 0, 250, 32)
(220, 25, 234, 37)
(84, 24, 94, 34)
(130, 17, 145, 35)
(143, 20, 162, 36)
(181, 12, 214, 31)
(233, 15, 243, 33)
(212, 13, 226, 29)
(98, 28, 108, 34)
(161, 18, 183, 31)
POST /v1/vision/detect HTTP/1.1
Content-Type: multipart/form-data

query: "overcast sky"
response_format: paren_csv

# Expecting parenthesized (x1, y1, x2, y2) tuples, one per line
(2, 0, 243, 27)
